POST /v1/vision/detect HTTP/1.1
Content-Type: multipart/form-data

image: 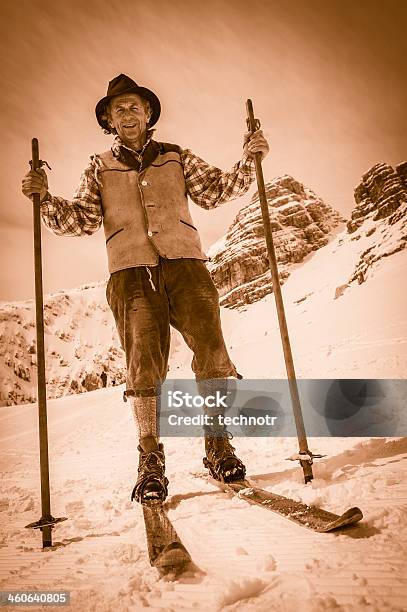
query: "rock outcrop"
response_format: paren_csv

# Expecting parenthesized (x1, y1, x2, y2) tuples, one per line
(0, 282, 127, 406)
(346, 162, 407, 286)
(348, 162, 407, 233)
(208, 175, 343, 308)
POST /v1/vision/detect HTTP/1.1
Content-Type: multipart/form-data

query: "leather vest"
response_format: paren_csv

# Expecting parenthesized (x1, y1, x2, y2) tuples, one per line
(95, 147, 207, 273)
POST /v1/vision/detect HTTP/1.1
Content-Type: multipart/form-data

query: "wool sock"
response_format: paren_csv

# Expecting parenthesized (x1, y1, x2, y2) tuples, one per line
(197, 378, 232, 435)
(129, 395, 160, 452)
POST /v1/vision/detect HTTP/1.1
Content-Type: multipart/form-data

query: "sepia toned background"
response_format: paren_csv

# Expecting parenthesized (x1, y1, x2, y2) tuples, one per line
(0, 0, 406, 300)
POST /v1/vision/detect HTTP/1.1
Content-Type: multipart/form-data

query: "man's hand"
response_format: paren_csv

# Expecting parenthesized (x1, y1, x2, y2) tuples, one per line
(243, 129, 270, 161)
(21, 168, 48, 202)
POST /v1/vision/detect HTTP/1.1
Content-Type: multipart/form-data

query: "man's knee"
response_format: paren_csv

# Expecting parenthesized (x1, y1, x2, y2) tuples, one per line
(125, 387, 158, 400)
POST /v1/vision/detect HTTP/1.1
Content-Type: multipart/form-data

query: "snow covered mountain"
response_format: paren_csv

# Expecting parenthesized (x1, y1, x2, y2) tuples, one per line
(0, 162, 405, 405)
(208, 162, 407, 309)
(346, 161, 407, 287)
(0, 282, 126, 406)
(207, 175, 344, 308)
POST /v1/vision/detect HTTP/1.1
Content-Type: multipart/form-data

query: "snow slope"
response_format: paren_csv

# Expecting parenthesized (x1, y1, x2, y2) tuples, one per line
(170, 223, 407, 380)
(0, 389, 406, 611)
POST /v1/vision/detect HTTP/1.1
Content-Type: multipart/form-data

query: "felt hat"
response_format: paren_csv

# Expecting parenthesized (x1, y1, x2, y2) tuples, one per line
(95, 74, 161, 130)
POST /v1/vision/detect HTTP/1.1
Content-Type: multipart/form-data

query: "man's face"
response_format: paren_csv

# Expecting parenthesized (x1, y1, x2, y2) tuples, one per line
(107, 93, 151, 147)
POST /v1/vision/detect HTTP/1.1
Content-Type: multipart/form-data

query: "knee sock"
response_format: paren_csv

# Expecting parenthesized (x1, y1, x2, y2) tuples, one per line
(197, 378, 230, 435)
(129, 395, 160, 452)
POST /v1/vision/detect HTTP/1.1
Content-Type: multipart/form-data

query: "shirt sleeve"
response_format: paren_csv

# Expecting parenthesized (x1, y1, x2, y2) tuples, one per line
(39, 158, 103, 237)
(181, 148, 256, 209)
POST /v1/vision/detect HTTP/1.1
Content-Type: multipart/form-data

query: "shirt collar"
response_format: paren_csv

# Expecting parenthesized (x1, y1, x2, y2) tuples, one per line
(111, 130, 156, 159)
(111, 131, 162, 172)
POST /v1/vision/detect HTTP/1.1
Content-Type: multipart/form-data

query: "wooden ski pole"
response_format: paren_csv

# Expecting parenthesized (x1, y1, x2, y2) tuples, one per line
(25, 139, 66, 546)
(246, 100, 316, 483)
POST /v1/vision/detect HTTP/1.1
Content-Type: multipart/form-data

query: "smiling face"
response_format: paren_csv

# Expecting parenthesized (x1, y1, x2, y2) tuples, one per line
(107, 93, 152, 150)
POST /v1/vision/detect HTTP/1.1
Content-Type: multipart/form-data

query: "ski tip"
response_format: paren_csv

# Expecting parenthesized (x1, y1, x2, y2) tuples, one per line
(157, 560, 198, 580)
(153, 543, 194, 578)
(342, 507, 363, 523)
(348, 506, 363, 516)
(319, 507, 363, 532)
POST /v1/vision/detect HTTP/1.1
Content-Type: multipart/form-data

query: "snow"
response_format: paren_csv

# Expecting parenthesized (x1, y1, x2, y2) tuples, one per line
(0, 391, 406, 610)
(207, 235, 228, 259)
(0, 217, 406, 610)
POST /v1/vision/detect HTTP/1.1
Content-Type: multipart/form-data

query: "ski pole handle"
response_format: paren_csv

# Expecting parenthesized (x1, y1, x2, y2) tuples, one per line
(246, 99, 265, 181)
(32, 138, 40, 171)
(31, 138, 41, 207)
(246, 99, 261, 136)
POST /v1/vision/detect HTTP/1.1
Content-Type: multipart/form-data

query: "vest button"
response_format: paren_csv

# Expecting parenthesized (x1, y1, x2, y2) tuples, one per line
(147, 230, 153, 237)
(141, 180, 148, 186)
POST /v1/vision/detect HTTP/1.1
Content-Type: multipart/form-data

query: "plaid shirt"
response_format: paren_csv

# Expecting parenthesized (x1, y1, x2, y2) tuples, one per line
(40, 136, 256, 237)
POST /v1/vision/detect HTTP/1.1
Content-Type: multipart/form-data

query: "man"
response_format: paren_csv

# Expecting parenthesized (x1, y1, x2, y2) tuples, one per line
(100, 371, 108, 388)
(22, 74, 269, 504)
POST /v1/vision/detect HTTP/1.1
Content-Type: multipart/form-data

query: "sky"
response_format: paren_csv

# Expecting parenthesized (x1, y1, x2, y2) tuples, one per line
(0, 0, 406, 301)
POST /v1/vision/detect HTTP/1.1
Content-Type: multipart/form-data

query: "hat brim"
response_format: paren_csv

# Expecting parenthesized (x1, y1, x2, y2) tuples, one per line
(95, 85, 161, 130)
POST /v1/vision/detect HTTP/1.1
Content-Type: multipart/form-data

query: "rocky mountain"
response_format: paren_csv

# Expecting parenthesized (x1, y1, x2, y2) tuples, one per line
(207, 175, 344, 308)
(343, 161, 407, 287)
(208, 165, 406, 308)
(348, 161, 406, 232)
(0, 282, 126, 406)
